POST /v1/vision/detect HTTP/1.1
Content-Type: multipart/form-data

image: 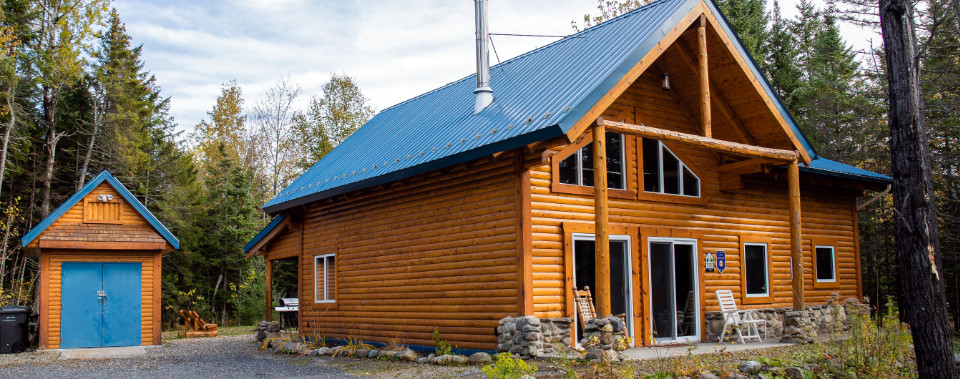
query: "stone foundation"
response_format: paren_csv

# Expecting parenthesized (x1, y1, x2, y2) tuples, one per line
(579, 316, 629, 361)
(256, 320, 281, 342)
(704, 298, 861, 343)
(496, 316, 573, 358)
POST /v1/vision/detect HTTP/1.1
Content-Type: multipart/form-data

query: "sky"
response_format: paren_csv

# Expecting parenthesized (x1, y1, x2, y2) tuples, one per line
(112, 0, 880, 133)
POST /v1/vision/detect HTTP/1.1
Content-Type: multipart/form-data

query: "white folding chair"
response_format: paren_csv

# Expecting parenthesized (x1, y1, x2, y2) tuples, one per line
(715, 290, 766, 344)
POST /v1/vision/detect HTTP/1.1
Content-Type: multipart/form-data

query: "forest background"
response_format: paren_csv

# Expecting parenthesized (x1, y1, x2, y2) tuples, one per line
(0, 0, 955, 330)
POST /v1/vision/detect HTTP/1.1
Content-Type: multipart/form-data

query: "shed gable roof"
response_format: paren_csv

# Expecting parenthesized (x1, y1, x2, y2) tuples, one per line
(21, 171, 180, 249)
(264, 0, 887, 214)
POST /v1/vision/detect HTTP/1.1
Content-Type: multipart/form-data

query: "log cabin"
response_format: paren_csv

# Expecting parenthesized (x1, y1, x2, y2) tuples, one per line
(245, 0, 890, 350)
(22, 171, 178, 349)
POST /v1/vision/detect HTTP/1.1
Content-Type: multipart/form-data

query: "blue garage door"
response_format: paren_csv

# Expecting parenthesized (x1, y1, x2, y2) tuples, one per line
(61, 262, 142, 348)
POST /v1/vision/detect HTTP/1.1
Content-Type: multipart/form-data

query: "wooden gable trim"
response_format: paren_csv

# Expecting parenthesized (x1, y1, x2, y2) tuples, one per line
(565, 4, 705, 142)
(245, 216, 292, 258)
(699, 6, 812, 164)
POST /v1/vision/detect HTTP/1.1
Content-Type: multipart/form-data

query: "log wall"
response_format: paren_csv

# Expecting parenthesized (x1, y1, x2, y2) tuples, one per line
(294, 153, 522, 350)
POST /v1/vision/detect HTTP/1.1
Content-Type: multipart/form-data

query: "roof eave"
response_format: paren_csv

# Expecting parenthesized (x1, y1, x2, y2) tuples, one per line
(264, 124, 564, 214)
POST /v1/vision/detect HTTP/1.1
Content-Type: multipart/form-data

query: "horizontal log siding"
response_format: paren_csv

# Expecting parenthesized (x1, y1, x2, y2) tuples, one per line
(264, 224, 299, 260)
(529, 71, 860, 321)
(297, 154, 520, 350)
(44, 251, 159, 348)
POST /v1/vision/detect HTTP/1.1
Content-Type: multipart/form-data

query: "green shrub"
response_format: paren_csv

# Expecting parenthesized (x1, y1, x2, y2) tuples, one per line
(825, 299, 914, 377)
(433, 329, 452, 356)
(482, 352, 539, 379)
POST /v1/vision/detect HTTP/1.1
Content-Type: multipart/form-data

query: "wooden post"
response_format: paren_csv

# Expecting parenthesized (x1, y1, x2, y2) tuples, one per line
(698, 14, 711, 138)
(265, 258, 273, 321)
(788, 159, 804, 310)
(593, 117, 611, 317)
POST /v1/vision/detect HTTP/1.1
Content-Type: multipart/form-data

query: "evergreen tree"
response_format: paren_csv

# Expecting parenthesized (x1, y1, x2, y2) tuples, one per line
(182, 144, 259, 324)
(764, 0, 804, 113)
(716, 0, 770, 68)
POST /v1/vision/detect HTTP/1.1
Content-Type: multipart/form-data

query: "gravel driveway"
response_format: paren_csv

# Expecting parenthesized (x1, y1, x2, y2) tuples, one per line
(0, 335, 363, 379)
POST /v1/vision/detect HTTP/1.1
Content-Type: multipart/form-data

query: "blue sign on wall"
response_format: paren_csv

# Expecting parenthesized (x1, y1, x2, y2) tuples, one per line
(716, 250, 726, 273)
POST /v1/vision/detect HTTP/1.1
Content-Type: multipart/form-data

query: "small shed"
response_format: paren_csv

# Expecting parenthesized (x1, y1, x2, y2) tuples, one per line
(21, 171, 178, 349)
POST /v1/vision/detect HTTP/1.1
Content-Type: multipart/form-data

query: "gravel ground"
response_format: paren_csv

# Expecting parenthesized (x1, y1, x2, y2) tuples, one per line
(0, 335, 365, 379)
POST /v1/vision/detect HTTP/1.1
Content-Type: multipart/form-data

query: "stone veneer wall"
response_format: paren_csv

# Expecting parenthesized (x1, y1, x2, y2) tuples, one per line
(704, 298, 863, 343)
(496, 316, 573, 358)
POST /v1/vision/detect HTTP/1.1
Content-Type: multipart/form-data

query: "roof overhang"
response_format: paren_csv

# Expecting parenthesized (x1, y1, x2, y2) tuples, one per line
(244, 214, 291, 257)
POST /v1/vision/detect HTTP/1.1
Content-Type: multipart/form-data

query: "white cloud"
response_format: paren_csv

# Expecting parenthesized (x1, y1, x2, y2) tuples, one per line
(113, 0, 878, 133)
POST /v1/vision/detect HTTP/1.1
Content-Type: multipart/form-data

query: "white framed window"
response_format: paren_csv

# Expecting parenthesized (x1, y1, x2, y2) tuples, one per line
(314, 254, 336, 303)
(743, 243, 769, 297)
(815, 245, 836, 282)
(642, 138, 700, 197)
(558, 132, 626, 190)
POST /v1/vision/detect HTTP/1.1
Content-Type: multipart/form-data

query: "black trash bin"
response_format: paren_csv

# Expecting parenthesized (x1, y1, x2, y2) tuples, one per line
(0, 306, 28, 354)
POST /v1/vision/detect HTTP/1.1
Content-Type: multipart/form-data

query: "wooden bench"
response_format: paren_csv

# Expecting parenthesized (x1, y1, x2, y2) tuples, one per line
(178, 310, 218, 338)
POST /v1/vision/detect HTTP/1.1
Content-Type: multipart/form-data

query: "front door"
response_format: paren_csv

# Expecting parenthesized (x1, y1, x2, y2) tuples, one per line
(572, 234, 634, 341)
(61, 262, 142, 348)
(648, 238, 699, 344)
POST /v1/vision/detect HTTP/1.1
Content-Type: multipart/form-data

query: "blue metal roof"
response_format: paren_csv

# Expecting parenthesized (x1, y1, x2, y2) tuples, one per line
(21, 170, 180, 249)
(802, 158, 891, 184)
(243, 214, 287, 255)
(264, 0, 882, 214)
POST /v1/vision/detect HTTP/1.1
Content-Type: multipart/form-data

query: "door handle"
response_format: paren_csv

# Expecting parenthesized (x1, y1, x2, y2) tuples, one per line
(97, 290, 107, 303)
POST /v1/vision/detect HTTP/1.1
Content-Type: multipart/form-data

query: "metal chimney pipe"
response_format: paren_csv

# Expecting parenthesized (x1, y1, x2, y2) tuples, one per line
(474, 0, 493, 114)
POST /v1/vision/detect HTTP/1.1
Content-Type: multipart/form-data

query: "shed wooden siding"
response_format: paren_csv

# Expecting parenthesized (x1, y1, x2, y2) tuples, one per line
(526, 67, 860, 325)
(297, 153, 521, 350)
(41, 251, 160, 349)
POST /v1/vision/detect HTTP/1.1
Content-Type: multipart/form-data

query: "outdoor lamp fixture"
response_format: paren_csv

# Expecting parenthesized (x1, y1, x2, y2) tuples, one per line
(662, 73, 671, 91)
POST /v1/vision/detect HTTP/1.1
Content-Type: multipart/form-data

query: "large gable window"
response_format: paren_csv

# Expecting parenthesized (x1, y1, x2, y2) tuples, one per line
(314, 254, 336, 303)
(642, 138, 700, 197)
(558, 132, 626, 190)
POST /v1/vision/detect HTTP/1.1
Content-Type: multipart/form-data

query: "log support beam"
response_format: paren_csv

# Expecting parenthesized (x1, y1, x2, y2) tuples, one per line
(675, 36, 756, 145)
(698, 14, 711, 138)
(788, 159, 804, 310)
(600, 119, 797, 161)
(265, 258, 273, 322)
(593, 118, 611, 317)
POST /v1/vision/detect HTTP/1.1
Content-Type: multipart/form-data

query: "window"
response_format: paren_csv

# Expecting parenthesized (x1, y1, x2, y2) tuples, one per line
(743, 243, 769, 297)
(815, 246, 836, 282)
(314, 254, 336, 303)
(642, 138, 700, 197)
(558, 132, 625, 190)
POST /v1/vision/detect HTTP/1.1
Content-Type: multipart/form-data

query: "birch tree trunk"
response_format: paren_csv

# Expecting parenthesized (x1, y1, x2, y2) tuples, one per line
(879, 0, 956, 376)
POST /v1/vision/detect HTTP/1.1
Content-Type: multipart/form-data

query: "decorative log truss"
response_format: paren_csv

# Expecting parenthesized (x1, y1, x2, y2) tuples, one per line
(590, 13, 806, 312)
